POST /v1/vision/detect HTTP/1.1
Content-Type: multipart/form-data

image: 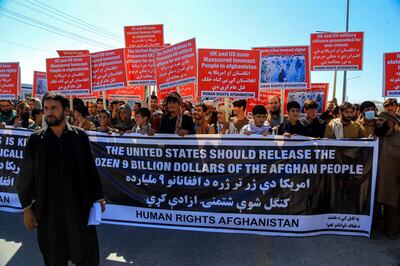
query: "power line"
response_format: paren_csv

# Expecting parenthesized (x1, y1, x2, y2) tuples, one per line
(23, 0, 123, 40)
(10, 0, 123, 43)
(0, 39, 54, 54)
(0, 7, 115, 49)
(0, 11, 113, 49)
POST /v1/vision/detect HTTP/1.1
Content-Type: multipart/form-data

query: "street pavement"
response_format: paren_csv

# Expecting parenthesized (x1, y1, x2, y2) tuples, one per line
(0, 212, 399, 266)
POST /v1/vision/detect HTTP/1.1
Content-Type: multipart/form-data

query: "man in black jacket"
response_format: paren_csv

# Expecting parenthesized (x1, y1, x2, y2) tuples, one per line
(301, 99, 326, 138)
(17, 92, 105, 265)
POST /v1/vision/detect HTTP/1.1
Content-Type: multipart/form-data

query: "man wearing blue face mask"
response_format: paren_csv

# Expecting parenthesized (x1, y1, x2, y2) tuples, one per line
(358, 101, 377, 138)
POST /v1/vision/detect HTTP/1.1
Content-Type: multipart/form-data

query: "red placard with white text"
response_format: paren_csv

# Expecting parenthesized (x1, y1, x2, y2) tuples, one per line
(253, 46, 310, 89)
(57, 50, 90, 57)
(91, 48, 128, 92)
(198, 48, 260, 99)
(383, 52, 400, 97)
(126, 47, 162, 85)
(75, 91, 102, 101)
(310, 32, 363, 71)
(46, 56, 92, 95)
(157, 83, 196, 102)
(0, 62, 19, 99)
(155, 38, 197, 90)
(32, 71, 47, 97)
(284, 83, 329, 114)
(246, 90, 281, 115)
(124, 24, 164, 48)
(107, 86, 145, 101)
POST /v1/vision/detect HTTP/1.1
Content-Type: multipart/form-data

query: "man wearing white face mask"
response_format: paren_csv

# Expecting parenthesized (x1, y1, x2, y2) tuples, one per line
(358, 101, 377, 138)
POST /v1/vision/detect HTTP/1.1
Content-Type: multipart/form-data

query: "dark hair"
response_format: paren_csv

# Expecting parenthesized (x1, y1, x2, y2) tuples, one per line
(360, 101, 376, 112)
(135, 102, 142, 108)
(74, 104, 89, 117)
(111, 100, 119, 106)
(339, 102, 354, 113)
(31, 108, 43, 118)
(195, 103, 207, 113)
(286, 101, 301, 111)
(233, 99, 247, 111)
(383, 98, 398, 107)
(165, 93, 181, 104)
(96, 98, 109, 106)
(98, 109, 110, 118)
(303, 99, 318, 110)
(136, 107, 151, 121)
(72, 98, 85, 110)
(42, 92, 70, 110)
(354, 104, 360, 111)
(252, 105, 267, 115)
(88, 102, 97, 107)
(147, 95, 158, 102)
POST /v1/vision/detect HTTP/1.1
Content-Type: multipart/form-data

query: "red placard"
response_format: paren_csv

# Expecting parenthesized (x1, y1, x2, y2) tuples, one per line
(311, 32, 363, 71)
(283, 83, 329, 114)
(157, 83, 196, 102)
(46, 56, 92, 95)
(32, 71, 47, 97)
(198, 48, 260, 99)
(91, 48, 128, 92)
(126, 47, 162, 86)
(155, 38, 197, 90)
(124, 24, 164, 48)
(107, 86, 145, 101)
(75, 91, 102, 100)
(253, 46, 310, 89)
(57, 50, 90, 57)
(0, 62, 19, 100)
(383, 52, 400, 97)
(246, 90, 281, 115)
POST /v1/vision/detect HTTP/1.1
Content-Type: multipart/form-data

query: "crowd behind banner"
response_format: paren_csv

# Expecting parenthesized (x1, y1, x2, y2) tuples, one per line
(0, 93, 399, 239)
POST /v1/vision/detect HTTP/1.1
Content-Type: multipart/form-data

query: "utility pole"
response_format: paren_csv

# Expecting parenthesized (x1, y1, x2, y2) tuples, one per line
(342, 0, 350, 103)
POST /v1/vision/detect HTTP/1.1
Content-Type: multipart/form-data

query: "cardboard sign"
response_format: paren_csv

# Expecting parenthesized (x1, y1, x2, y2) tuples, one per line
(126, 47, 162, 86)
(311, 32, 363, 71)
(0, 62, 19, 100)
(383, 52, 400, 97)
(157, 83, 196, 102)
(155, 38, 197, 90)
(253, 46, 310, 89)
(198, 48, 260, 99)
(32, 71, 47, 97)
(107, 86, 145, 101)
(46, 55, 92, 95)
(284, 83, 329, 114)
(124, 24, 164, 48)
(57, 50, 90, 57)
(91, 48, 128, 92)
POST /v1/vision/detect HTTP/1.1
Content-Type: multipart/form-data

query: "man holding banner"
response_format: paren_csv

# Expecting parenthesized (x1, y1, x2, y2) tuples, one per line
(17, 92, 105, 265)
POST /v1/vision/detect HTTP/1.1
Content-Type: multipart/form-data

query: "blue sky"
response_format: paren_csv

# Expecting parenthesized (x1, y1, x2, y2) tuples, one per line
(0, 0, 399, 103)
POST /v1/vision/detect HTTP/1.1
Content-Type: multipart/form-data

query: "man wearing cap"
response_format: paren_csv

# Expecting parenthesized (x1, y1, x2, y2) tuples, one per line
(383, 98, 398, 116)
(159, 93, 195, 136)
(358, 101, 377, 138)
(375, 111, 400, 239)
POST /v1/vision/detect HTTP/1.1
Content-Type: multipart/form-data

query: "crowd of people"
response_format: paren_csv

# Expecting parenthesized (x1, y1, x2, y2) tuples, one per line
(0, 92, 399, 240)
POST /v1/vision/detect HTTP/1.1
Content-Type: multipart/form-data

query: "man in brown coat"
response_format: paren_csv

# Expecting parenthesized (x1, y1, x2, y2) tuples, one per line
(375, 111, 400, 239)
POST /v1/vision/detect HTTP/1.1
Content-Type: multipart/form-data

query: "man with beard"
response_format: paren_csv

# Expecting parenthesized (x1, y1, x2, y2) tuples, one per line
(324, 102, 362, 139)
(159, 93, 194, 136)
(266, 96, 283, 128)
(0, 100, 16, 125)
(375, 111, 400, 239)
(17, 92, 105, 265)
(87, 102, 100, 127)
(193, 103, 210, 134)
